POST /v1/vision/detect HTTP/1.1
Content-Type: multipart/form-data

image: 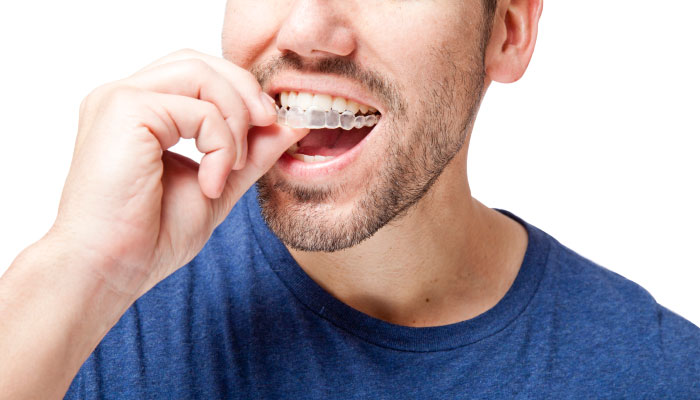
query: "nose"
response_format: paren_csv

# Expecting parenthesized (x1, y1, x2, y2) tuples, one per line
(276, 0, 356, 58)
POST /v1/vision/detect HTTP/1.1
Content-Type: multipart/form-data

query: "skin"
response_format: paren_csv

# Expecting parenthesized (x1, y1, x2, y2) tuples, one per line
(0, 0, 542, 397)
(224, 0, 541, 326)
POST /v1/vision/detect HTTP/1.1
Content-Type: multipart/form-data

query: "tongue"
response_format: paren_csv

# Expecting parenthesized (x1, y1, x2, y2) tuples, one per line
(297, 127, 371, 157)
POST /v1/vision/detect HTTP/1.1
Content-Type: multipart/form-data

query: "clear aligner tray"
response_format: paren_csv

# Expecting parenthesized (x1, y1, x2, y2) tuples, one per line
(277, 106, 380, 130)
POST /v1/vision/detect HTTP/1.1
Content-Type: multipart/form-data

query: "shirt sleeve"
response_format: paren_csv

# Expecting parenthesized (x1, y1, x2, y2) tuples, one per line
(656, 305, 700, 397)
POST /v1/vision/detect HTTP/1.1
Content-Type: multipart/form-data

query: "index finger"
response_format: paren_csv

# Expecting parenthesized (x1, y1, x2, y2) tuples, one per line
(140, 49, 276, 127)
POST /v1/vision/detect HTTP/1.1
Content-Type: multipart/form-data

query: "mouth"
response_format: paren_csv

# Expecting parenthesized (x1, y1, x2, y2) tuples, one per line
(273, 91, 382, 164)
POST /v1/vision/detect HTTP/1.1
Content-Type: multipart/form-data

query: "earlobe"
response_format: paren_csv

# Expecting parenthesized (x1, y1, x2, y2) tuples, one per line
(484, 0, 543, 84)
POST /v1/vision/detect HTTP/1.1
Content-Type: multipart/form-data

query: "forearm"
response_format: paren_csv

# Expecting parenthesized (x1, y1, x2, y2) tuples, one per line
(0, 236, 135, 399)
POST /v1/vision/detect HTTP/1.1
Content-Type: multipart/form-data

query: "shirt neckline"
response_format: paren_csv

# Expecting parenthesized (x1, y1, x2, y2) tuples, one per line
(245, 187, 550, 352)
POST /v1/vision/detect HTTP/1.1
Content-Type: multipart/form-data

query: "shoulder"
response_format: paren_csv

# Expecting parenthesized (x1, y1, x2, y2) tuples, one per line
(546, 241, 659, 317)
(544, 234, 699, 344)
(536, 233, 699, 395)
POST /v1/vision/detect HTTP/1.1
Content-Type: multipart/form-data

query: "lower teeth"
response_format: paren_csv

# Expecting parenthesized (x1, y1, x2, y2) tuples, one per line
(277, 106, 379, 130)
(285, 142, 335, 163)
(279, 106, 380, 163)
(289, 153, 335, 163)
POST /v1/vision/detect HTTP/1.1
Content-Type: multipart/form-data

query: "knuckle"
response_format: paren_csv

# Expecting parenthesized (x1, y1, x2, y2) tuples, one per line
(178, 58, 212, 76)
(219, 97, 250, 130)
(235, 101, 251, 123)
(81, 84, 109, 109)
(175, 48, 199, 58)
(241, 111, 251, 129)
(228, 114, 249, 138)
(202, 101, 220, 119)
(81, 83, 126, 114)
(102, 86, 141, 108)
(222, 144, 237, 158)
(79, 92, 95, 116)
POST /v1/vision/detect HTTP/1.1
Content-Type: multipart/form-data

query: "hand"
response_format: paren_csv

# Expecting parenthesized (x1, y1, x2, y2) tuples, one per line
(50, 49, 304, 300)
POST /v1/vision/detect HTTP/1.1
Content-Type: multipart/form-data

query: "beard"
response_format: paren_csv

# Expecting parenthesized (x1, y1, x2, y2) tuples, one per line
(253, 49, 486, 253)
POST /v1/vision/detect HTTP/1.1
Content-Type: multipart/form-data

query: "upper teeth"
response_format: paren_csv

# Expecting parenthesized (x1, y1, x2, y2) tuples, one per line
(279, 91, 378, 115)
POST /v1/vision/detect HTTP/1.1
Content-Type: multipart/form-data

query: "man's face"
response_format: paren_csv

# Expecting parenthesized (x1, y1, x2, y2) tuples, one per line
(223, 0, 491, 252)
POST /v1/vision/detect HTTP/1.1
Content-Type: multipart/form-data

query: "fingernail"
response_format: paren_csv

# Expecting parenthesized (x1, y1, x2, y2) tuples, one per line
(260, 92, 278, 117)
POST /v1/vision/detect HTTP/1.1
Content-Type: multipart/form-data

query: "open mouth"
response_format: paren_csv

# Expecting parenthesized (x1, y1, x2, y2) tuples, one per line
(274, 91, 382, 163)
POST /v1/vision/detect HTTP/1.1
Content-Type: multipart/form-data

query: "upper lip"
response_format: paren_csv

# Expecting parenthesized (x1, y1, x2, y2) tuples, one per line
(265, 72, 384, 114)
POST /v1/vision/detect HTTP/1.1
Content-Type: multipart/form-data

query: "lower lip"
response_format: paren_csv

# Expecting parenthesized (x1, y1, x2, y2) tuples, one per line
(275, 122, 381, 179)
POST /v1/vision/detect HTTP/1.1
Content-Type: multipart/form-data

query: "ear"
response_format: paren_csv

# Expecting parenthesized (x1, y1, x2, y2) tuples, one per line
(484, 0, 543, 83)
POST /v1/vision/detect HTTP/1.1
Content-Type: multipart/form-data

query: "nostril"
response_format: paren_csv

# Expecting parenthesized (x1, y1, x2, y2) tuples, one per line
(276, 3, 355, 58)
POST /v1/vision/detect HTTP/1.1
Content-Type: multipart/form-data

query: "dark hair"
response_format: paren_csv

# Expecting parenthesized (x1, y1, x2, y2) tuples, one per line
(480, 0, 498, 53)
(483, 0, 498, 22)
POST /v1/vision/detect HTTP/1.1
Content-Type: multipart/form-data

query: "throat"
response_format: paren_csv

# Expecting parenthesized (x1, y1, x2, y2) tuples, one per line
(287, 197, 529, 328)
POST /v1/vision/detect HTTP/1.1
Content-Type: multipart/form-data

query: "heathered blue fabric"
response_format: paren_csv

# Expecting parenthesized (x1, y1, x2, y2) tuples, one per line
(65, 186, 700, 399)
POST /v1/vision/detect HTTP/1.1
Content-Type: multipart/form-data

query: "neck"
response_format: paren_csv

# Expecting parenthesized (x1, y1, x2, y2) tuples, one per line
(287, 145, 528, 327)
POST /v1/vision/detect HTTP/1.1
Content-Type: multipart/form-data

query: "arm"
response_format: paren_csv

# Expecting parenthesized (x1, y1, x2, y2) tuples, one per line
(0, 49, 307, 399)
(0, 235, 134, 399)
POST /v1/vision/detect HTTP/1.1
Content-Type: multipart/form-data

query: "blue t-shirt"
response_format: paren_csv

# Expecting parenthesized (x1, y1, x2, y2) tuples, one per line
(66, 187, 699, 399)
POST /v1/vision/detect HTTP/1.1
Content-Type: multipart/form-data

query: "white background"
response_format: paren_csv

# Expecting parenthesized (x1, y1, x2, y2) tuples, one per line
(1, 1, 698, 326)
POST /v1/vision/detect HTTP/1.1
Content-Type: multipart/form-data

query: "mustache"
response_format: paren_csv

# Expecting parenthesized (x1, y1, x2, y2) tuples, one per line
(250, 52, 406, 116)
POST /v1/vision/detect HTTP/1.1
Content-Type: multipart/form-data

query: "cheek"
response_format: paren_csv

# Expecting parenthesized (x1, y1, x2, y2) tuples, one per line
(361, 13, 479, 112)
(222, 2, 283, 67)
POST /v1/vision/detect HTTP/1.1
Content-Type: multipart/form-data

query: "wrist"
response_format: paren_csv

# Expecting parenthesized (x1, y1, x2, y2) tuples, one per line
(0, 234, 139, 398)
(39, 225, 150, 303)
(7, 232, 138, 322)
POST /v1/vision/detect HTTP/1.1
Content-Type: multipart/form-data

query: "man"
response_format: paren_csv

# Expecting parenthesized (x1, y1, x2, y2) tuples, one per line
(0, 0, 698, 398)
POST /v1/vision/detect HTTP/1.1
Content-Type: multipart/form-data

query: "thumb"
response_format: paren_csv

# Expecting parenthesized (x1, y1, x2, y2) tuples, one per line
(243, 124, 310, 175)
(211, 124, 309, 222)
